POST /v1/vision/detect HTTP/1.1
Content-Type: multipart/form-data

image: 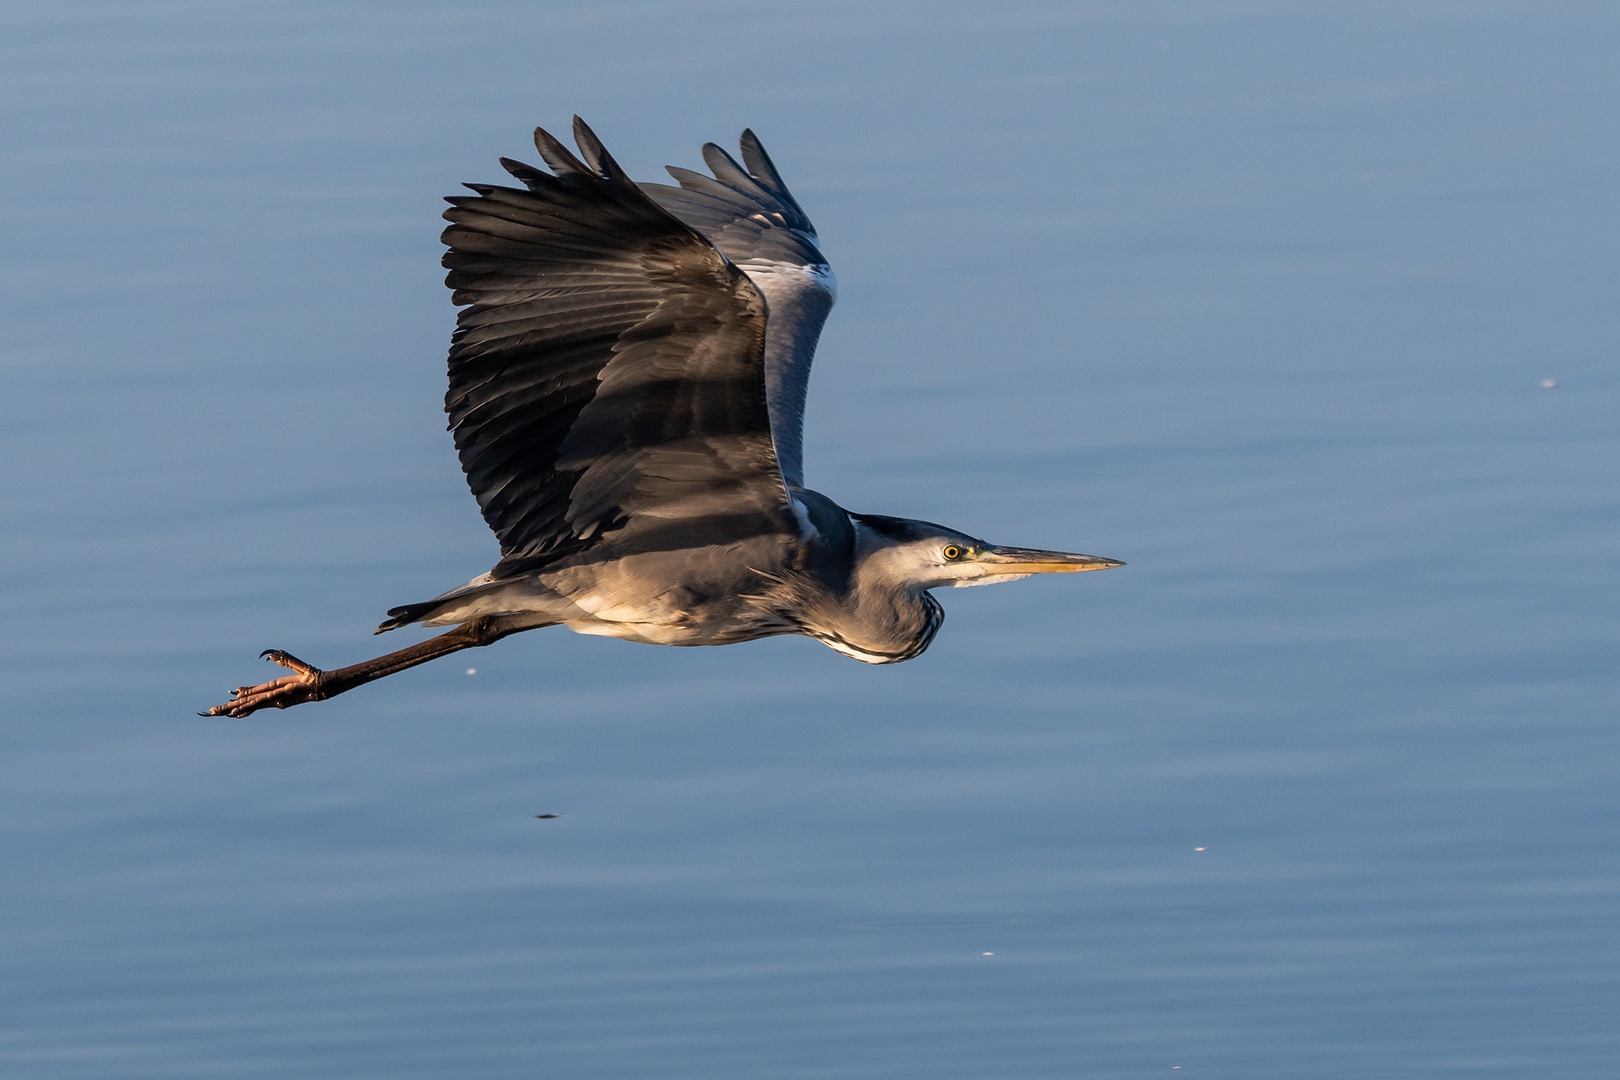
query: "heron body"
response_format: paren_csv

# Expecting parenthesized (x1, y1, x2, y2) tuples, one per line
(208, 119, 1121, 718)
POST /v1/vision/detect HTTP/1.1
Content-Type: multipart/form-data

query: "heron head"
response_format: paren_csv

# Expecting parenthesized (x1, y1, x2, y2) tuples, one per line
(849, 514, 1123, 591)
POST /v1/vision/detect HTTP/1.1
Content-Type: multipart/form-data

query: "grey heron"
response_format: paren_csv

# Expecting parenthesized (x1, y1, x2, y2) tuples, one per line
(207, 118, 1122, 718)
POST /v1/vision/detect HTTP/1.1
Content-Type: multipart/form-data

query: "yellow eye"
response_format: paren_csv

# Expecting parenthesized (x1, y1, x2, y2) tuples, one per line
(942, 545, 962, 561)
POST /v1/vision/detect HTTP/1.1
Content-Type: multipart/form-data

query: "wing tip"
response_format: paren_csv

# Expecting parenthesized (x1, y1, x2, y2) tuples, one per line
(572, 116, 633, 184)
(500, 156, 556, 190)
(533, 124, 588, 178)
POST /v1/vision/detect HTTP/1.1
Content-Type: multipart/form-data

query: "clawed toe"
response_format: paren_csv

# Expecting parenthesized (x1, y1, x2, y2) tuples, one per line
(204, 651, 329, 718)
(259, 649, 321, 676)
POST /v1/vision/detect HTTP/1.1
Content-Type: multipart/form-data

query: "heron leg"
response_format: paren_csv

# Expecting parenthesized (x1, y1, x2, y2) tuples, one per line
(204, 615, 528, 718)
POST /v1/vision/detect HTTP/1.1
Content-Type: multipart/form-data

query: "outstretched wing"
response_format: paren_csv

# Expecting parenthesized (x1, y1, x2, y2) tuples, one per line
(640, 131, 835, 489)
(441, 118, 792, 577)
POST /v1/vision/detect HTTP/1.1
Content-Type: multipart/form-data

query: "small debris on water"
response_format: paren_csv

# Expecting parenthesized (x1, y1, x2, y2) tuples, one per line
(535, 813, 561, 819)
(466, 667, 477, 675)
(1195, 847, 1206, 852)
(982, 951, 994, 956)
(1541, 379, 1557, 388)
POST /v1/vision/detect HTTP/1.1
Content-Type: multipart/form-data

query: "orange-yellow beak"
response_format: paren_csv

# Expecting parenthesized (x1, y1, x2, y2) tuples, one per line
(978, 547, 1125, 574)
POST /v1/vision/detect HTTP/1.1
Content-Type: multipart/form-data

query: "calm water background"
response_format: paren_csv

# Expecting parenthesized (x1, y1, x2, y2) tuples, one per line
(2, 2, 1616, 1076)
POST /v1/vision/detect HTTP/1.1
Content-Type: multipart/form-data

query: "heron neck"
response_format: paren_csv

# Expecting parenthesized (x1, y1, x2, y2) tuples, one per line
(794, 519, 942, 663)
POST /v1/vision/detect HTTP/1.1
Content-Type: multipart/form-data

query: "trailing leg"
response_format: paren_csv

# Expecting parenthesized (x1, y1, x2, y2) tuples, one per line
(205, 616, 533, 718)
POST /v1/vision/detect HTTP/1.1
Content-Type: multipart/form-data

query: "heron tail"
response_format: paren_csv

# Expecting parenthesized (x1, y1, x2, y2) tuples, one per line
(375, 600, 444, 634)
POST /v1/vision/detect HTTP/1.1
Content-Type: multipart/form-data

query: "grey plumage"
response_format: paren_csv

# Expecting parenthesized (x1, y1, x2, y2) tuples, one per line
(441, 122, 785, 572)
(641, 131, 834, 488)
(206, 118, 1120, 719)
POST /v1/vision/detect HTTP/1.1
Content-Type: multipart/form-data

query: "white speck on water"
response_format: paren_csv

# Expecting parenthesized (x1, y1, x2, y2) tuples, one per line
(1541, 379, 1557, 388)
(1195, 847, 1206, 851)
(982, 951, 994, 956)
(465, 668, 477, 675)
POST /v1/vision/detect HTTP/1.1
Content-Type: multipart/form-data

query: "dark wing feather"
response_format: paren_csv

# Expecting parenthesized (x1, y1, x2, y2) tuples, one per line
(640, 130, 835, 488)
(442, 117, 791, 576)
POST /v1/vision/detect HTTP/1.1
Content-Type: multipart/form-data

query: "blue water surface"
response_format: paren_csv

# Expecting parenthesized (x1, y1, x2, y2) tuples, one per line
(1, 2, 1616, 1077)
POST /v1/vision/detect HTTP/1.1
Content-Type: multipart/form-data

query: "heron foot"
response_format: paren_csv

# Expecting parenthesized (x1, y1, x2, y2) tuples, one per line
(204, 650, 328, 718)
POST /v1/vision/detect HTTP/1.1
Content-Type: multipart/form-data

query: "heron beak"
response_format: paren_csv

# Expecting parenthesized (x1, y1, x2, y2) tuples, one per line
(979, 547, 1124, 574)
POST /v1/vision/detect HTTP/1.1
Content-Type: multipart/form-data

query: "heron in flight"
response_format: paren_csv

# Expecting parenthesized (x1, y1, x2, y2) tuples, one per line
(207, 119, 1121, 718)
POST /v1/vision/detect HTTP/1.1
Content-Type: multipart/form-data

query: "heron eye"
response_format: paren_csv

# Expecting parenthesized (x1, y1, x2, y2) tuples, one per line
(942, 545, 962, 561)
